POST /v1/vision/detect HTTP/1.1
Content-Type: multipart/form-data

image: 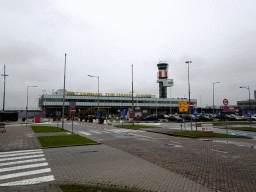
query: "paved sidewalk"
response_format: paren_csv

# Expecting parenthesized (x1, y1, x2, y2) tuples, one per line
(0, 122, 213, 192)
(0, 124, 41, 152)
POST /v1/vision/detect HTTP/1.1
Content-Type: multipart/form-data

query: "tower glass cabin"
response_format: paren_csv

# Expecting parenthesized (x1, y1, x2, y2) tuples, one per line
(157, 62, 173, 98)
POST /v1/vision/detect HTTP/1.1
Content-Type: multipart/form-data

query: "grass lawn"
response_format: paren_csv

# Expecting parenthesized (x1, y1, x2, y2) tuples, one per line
(227, 127, 256, 132)
(196, 122, 254, 127)
(60, 185, 137, 192)
(116, 125, 159, 129)
(38, 135, 97, 147)
(31, 126, 69, 133)
(167, 131, 251, 138)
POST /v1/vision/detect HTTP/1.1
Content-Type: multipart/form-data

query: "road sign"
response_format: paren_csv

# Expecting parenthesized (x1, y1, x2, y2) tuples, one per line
(193, 109, 198, 115)
(70, 107, 76, 114)
(247, 110, 252, 116)
(223, 99, 228, 106)
(218, 112, 221, 116)
(223, 105, 229, 112)
(189, 102, 194, 109)
(178, 102, 188, 112)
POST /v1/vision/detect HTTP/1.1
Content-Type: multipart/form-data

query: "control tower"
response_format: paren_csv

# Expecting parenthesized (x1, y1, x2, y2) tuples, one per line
(157, 61, 174, 98)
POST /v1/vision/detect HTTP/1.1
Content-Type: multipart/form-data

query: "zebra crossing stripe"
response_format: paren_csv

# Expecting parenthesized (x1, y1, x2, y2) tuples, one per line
(0, 158, 46, 167)
(0, 168, 51, 180)
(0, 154, 45, 162)
(0, 162, 48, 173)
(0, 151, 43, 158)
(0, 175, 55, 186)
(0, 149, 42, 155)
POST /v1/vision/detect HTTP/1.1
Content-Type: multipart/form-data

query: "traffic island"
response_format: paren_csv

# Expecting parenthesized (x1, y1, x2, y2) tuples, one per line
(38, 135, 99, 148)
(115, 125, 160, 130)
(31, 125, 99, 148)
(166, 131, 251, 138)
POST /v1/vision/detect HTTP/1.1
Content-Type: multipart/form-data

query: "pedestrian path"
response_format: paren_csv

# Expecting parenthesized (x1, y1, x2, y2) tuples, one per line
(78, 128, 145, 136)
(0, 149, 54, 187)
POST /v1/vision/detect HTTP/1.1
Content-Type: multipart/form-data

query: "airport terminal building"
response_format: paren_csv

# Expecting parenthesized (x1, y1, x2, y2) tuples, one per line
(38, 89, 197, 117)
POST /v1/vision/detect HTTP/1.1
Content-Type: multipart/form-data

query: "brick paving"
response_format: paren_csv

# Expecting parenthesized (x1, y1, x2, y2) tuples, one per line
(0, 122, 214, 192)
(100, 130, 256, 192)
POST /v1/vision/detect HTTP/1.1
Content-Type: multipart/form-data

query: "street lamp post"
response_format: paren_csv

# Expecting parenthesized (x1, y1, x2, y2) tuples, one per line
(88, 75, 100, 117)
(1, 65, 9, 111)
(26, 86, 37, 126)
(62, 53, 67, 130)
(213, 82, 220, 114)
(185, 61, 192, 135)
(240, 86, 251, 128)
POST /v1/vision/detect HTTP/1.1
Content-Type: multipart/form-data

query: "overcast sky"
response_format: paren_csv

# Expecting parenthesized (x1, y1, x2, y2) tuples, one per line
(1, 0, 256, 110)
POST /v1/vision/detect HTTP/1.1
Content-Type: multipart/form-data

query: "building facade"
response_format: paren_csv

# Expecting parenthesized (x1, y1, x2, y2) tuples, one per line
(39, 89, 197, 117)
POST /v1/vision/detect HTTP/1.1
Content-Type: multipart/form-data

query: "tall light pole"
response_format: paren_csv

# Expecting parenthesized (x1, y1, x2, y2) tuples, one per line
(185, 61, 192, 103)
(88, 75, 100, 117)
(240, 86, 251, 128)
(132, 64, 134, 126)
(26, 86, 37, 126)
(213, 82, 220, 114)
(185, 61, 192, 135)
(62, 53, 67, 130)
(1, 65, 9, 111)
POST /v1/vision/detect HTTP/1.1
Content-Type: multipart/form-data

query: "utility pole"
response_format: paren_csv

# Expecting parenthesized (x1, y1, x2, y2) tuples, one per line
(1, 65, 9, 111)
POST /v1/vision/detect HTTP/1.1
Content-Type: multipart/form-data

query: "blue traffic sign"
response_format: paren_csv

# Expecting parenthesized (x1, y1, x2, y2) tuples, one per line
(247, 110, 252, 116)
(218, 112, 221, 116)
(193, 109, 198, 115)
(223, 106, 229, 112)
(129, 108, 132, 112)
(97, 113, 101, 118)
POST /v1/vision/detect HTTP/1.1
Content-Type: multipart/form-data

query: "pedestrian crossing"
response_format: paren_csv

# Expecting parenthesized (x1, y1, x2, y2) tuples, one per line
(79, 128, 145, 136)
(0, 149, 54, 186)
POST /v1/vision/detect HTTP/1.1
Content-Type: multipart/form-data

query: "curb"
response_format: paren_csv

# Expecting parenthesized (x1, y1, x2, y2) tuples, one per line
(144, 129, 198, 138)
(41, 142, 101, 149)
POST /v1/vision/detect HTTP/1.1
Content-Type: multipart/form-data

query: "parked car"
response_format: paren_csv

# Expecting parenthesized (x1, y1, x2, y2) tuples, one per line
(182, 114, 198, 121)
(216, 114, 226, 121)
(241, 116, 247, 121)
(168, 115, 182, 122)
(143, 115, 158, 121)
(233, 115, 242, 121)
(198, 115, 212, 121)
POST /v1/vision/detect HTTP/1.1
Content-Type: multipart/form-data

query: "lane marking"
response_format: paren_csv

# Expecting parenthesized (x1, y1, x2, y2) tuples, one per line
(89, 131, 102, 134)
(210, 149, 228, 154)
(0, 154, 45, 162)
(0, 158, 46, 167)
(0, 151, 43, 158)
(78, 131, 92, 136)
(0, 168, 51, 180)
(0, 149, 42, 155)
(0, 175, 55, 186)
(0, 162, 48, 173)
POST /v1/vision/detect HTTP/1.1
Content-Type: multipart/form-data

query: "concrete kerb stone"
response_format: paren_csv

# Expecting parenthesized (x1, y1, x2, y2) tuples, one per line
(41, 142, 101, 149)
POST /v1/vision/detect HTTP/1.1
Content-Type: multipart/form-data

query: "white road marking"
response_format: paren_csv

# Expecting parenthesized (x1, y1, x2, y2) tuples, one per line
(0, 151, 43, 158)
(0, 162, 48, 173)
(0, 168, 51, 180)
(0, 154, 45, 162)
(78, 131, 92, 135)
(0, 149, 42, 155)
(0, 158, 46, 167)
(0, 175, 55, 186)
(210, 149, 228, 154)
(89, 131, 102, 134)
